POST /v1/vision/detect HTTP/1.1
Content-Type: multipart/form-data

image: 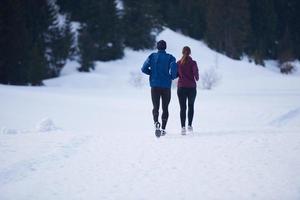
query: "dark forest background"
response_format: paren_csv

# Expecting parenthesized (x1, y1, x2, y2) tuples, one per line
(0, 0, 299, 85)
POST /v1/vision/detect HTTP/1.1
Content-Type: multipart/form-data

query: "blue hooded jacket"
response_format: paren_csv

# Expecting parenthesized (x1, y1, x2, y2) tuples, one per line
(141, 50, 177, 89)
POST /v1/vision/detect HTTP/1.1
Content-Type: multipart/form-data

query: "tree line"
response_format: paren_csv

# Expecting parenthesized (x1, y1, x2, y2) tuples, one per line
(159, 0, 300, 65)
(0, 0, 299, 85)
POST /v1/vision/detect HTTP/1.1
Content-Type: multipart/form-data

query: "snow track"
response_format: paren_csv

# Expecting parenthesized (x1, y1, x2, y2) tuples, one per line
(0, 132, 91, 186)
(1, 130, 299, 200)
(270, 107, 300, 127)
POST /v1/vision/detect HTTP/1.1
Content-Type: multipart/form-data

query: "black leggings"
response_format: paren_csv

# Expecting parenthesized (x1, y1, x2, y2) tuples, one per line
(151, 87, 171, 130)
(177, 87, 197, 127)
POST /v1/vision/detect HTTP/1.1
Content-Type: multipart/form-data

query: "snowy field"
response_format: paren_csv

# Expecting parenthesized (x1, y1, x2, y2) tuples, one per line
(1, 29, 300, 200)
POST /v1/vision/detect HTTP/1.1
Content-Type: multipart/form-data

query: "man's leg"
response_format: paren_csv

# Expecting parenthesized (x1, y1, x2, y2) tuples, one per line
(151, 87, 160, 123)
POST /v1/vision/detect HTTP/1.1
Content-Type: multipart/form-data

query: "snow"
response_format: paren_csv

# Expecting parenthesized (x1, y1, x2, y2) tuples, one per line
(36, 118, 60, 132)
(115, 0, 124, 11)
(1, 127, 18, 135)
(1, 28, 300, 200)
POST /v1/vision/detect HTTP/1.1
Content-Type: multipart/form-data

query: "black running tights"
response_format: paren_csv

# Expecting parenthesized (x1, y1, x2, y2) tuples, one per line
(151, 87, 171, 130)
(177, 87, 197, 128)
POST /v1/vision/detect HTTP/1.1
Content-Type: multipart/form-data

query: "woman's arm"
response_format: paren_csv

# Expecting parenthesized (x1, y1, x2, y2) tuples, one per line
(193, 61, 199, 81)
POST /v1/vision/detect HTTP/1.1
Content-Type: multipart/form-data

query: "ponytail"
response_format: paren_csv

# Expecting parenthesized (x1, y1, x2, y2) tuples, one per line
(180, 46, 191, 64)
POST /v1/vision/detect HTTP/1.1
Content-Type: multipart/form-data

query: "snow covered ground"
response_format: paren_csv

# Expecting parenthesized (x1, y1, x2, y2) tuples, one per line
(1, 29, 300, 200)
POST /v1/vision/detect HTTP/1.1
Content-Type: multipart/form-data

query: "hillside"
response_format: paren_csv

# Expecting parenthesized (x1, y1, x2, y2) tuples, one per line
(1, 28, 300, 200)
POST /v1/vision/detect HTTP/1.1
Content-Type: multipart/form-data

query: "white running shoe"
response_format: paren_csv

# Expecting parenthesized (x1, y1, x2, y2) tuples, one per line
(187, 125, 193, 132)
(154, 122, 161, 130)
(181, 127, 186, 135)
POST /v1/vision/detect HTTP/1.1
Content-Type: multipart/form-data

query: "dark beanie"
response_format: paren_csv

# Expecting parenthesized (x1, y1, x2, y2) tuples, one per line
(157, 40, 166, 50)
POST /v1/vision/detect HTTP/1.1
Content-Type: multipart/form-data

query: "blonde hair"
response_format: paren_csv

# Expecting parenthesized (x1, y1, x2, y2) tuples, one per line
(180, 46, 191, 64)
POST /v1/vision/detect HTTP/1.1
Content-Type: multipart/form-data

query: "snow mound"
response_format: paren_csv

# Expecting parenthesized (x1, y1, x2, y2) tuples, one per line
(1, 127, 19, 134)
(1, 118, 61, 135)
(36, 118, 60, 132)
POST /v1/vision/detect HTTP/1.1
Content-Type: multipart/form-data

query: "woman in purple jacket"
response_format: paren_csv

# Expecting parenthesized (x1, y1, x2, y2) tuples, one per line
(177, 46, 199, 135)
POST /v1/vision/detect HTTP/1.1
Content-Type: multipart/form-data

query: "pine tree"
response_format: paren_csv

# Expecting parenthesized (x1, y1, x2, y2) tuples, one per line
(47, 15, 74, 77)
(248, 0, 277, 65)
(0, 0, 29, 85)
(89, 0, 124, 61)
(58, 0, 124, 71)
(0, 0, 59, 85)
(0, 1, 5, 83)
(206, 0, 250, 59)
(27, 43, 47, 85)
(169, 0, 207, 40)
(274, 0, 300, 61)
(56, 0, 85, 22)
(156, 0, 181, 30)
(290, 0, 300, 59)
(185, 0, 207, 40)
(78, 25, 95, 72)
(122, 0, 162, 50)
(23, 0, 57, 85)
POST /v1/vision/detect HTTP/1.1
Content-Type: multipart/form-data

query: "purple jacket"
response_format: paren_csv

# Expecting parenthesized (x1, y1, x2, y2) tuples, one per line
(177, 56, 199, 88)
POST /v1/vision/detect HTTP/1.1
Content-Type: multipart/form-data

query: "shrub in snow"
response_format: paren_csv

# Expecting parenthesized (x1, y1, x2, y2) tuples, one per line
(129, 71, 145, 88)
(36, 118, 58, 132)
(1, 127, 18, 134)
(280, 62, 295, 74)
(199, 68, 221, 90)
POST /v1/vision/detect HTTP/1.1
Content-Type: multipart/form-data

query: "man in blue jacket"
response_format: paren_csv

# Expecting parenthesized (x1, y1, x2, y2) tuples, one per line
(141, 40, 177, 137)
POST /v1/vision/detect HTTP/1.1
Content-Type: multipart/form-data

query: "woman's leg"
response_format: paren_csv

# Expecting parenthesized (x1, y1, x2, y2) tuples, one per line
(187, 88, 197, 126)
(177, 88, 187, 128)
(161, 88, 171, 130)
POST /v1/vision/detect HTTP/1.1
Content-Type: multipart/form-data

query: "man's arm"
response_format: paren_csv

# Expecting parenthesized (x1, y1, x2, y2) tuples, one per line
(170, 56, 178, 80)
(141, 56, 152, 75)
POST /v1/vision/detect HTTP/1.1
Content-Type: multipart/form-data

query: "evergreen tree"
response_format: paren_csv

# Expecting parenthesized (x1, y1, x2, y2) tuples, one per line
(290, 1, 300, 59)
(46, 15, 74, 76)
(0, 1, 5, 83)
(27, 43, 47, 85)
(23, 0, 57, 85)
(167, 0, 207, 40)
(247, 0, 277, 65)
(89, 0, 124, 61)
(206, 0, 250, 59)
(184, 0, 207, 40)
(78, 25, 95, 72)
(274, 0, 300, 61)
(0, 0, 32, 85)
(56, 0, 85, 22)
(58, 0, 124, 71)
(277, 27, 294, 62)
(155, 0, 181, 30)
(122, 0, 162, 50)
(0, 0, 59, 85)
